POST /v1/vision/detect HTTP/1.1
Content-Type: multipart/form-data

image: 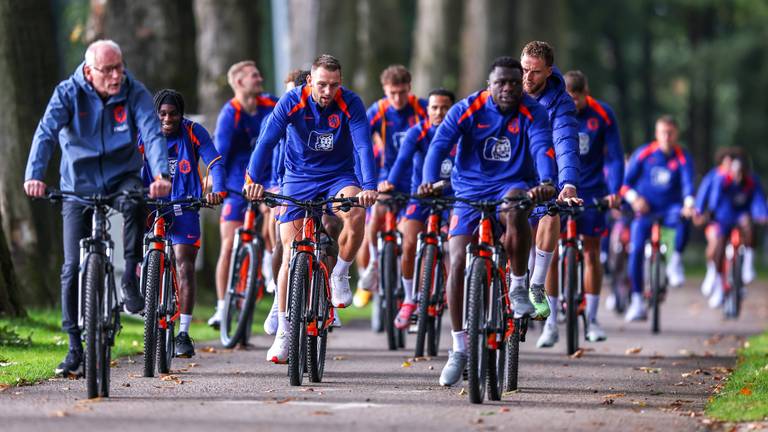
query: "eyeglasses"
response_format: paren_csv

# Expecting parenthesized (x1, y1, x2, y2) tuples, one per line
(91, 63, 124, 76)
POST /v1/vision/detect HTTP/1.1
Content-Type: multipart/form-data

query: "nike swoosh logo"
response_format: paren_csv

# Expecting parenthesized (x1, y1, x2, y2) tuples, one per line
(477, 123, 490, 129)
(187, 235, 197, 239)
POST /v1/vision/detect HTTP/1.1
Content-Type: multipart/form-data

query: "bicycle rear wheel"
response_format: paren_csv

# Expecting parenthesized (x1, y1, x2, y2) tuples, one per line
(467, 257, 490, 404)
(650, 253, 663, 334)
(308, 264, 329, 382)
(84, 253, 105, 399)
(505, 318, 521, 392)
(221, 242, 259, 348)
(142, 250, 162, 377)
(288, 252, 311, 386)
(487, 273, 506, 401)
(415, 244, 437, 358)
(564, 247, 580, 355)
(381, 241, 399, 351)
(724, 250, 743, 319)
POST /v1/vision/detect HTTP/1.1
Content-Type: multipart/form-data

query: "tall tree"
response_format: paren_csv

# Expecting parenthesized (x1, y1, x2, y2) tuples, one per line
(86, 0, 199, 110)
(0, 0, 63, 308)
(410, 0, 462, 97)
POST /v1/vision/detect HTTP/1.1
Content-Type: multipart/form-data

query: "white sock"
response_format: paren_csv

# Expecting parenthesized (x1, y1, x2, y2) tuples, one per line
(368, 243, 378, 266)
(586, 293, 600, 323)
(333, 257, 353, 277)
(402, 277, 414, 304)
(705, 261, 716, 278)
(531, 248, 554, 286)
(180, 314, 192, 333)
(631, 292, 644, 305)
(216, 299, 225, 312)
(527, 248, 536, 275)
(277, 312, 287, 333)
(451, 330, 467, 353)
(744, 247, 755, 269)
(546, 295, 558, 326)
(511, 274, 527, 290)
(262, 250, 273, 281)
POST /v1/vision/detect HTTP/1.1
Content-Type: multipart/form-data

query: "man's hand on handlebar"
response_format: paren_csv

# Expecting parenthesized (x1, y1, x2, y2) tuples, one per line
(357, 189, 378, 207)
(603, 193, 620, 209)
(243, 183, 264, 201)
(205, 191, 224, 205)
(24, 179, 47, 198)
(528, 182, 557, 203)
(149, 177, 172, 199)
(377, 181, 395, 193)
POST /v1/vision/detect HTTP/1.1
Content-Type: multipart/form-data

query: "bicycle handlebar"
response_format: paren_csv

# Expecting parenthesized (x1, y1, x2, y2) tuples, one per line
(44, 187, 148, 206)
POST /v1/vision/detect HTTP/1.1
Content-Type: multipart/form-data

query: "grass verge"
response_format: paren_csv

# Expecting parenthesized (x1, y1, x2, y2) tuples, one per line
(0, 296, 371, 387)
(706, 331, 768, 421)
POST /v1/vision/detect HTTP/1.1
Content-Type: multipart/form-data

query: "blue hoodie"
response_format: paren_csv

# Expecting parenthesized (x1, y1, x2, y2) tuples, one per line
(25, 62, 168, 193)
(532, 66, 580, 189)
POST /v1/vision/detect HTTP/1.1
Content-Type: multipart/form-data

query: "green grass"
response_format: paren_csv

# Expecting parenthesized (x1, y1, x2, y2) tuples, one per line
(0, 296, 371, 387)
(707, 331, 768, 421)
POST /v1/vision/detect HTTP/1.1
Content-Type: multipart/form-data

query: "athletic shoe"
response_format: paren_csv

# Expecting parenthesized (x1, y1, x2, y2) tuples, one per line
(701, 264, 717, 297)
(666, 252, 685, 288)
(54, 349, 82, 377)
(394, 301, 417, 330)
(122, 280, 145, 314)
(264, 295, 279, 335)
(353, 287, 373, 308)
(586, 321, 607, 342)
(207, 307, 222, 329)
(358, 264, 378, 291)
(624, 293, 647, 322)
(439, 350, 467, 387)
(708, 276, 724, 309)
(266, 331, 289, 363)
(743, 249, 756, 285)
(330, 274, 353, 308)
(174, 332, 195, 358)
(528, 283, 550, 320)
(509, 285, 535, 318)
(536, 321, 559, 348)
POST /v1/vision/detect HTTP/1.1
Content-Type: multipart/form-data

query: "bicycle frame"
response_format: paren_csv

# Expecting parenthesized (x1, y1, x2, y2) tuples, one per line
(140, 212, 180, 332)
(413, 200, 448, 318)
(723, 227, 744, 293)
(559, 214, 585, 316)
(227, 202, 266, 305)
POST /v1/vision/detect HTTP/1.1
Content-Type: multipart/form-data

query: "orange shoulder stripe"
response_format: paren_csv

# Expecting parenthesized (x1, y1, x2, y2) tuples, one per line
(187, 123, 201, 147)
(518, 103, 533, 121)
(256, 96, 277, 107)
(417, 119, 432, 142)
(586, 96, 612, 125)
(458, 91, 489, 124)
(409, 95, 427, 121)
(229, 98, 242, 128)
(287, 86, 312, 117)
(370, 99, 389, 126)
(334, 90, 351, 118)
(673, 144, 687, 165)
(637, 141, 659, 161)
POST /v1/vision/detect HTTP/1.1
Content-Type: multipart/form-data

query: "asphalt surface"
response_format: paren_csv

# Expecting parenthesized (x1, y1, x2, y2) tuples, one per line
(2, 277, 766, 432)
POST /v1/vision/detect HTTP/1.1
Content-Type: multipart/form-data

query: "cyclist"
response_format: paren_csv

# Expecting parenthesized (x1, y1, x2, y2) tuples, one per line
(700, 151, 767, 308)
(243, 54, 378, 363)
(23, 40, 171, 376)
(208, 61, 278, 328)
(536, 70, 624, 347)
(421, 57, 557, 386)
(378, 88, 456, 329)
(263, 69, 310, 335)
(520, 41, 582, 322)
(694, 148, 734, 298)
(138, 89, 226, 357)
(353, 65, 428, 308)
(621, 115, 696, 321)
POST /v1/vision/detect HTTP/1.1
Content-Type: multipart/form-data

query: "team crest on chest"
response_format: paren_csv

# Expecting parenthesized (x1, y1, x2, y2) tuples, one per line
(328, 114, 340, 129)
(483, 136, 511, 162)
(507, 118, 520, 134)
(587, 117, 599, 131)
(308, 131, 335, 151)
(578, 132, 590, 155)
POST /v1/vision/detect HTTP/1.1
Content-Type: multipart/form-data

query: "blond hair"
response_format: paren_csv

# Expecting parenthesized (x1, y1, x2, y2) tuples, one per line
(227, 60, 257, 89)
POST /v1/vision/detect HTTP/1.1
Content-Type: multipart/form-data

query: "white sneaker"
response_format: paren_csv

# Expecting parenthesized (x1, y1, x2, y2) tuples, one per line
(266, 331, 289, 363)
(743, 248, 756, 285)
(586, 321, 607, 342)
(708, 275, 724, 309)
(264, 295, 279, 335)
(667, 252, 685, 288)
(536, 321, 559, 348)
(701, 262, 716, 297)
(605, 293, 617, 311)
(358, 264, 378, 291)
(207, 307, 223, 328)
(266, 278, 276, 294)
(624, 293, 647, 322)
(332, 312, 342, 328)
(331, 274, 353, 308)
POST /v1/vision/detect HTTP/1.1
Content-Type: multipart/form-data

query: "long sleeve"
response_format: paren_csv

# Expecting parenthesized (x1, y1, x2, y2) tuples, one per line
(751, 175, 768, 222)
(387, 124, 422, 184)
(25, 83, 73, 181)
(680, 149, 696, 200)
(131, 82, 169, 178)
(424, 105, 463, 184)
(603, 107, 624, 194)
(246, 97, 290, 184)
(214, 106, 235, 166)
(623, 148, 642, 191)
(694, 171, 714, 214)
(528, 108, 557, 184)
(192, 122, 226, 194)
(551, 99, 580, 188)
(349, 95, 377, 190)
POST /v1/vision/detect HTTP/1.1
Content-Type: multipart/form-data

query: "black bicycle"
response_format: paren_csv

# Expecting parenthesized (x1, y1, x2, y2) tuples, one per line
(259, 192, 359, 386)
(44, 188, 144, 399)
(141, 197, 213, 376)
(376, 192, 410, 351)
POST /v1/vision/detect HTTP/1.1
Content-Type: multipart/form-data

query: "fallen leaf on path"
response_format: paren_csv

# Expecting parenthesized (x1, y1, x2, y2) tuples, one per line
(200, 346, 217, 353)
(401, 361, 412, 368)
(110, 360, 118, 367)
(301, 387, 315, 392)
(459, 388, 467, 396)
(499, 407, 510, 413)
(602, 399, 614, 405)
(625, 347, 642, 355)
(604, 393, 626, 399)
(51, 410, 68, 417)
(121, 383, 130, 387)
(276, 397, 294, 404)
(678, 349, 696, 357)
(632, 400, 648, 407)
(428, 366, 434, 370)
(188, 363, 199, 368)
(636, 367, 661, 374)
(0, 384, 10, 392)
(570, 349, 585, 359)
(480, 411, 495, 416)
(160, 374, 184, 384)
(332, 356, 347, 361)
(126, 357, 136, 364)
(470, 418, 483, 425)
(502, 390, 519, 396)
(312, 411, 332, 415)
(264, 389, 275, 393)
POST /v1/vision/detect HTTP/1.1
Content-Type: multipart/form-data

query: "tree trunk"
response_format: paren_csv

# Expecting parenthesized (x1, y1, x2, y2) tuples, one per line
(193, 0, 262, 119)
(686, 6, 716, 176)
(0, 211, 25, 317)
(86, 0, 199, 111)
(0, 0, 62, 309)
(410, 0, 462, 97)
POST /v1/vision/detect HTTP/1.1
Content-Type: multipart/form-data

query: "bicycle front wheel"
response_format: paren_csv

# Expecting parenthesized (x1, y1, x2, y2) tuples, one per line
(649, 253, 663, 334)
(564, 246, 580, 355)
(84, 253, 105, 399)
(467, 257, 490, 404)
(308, 263, 329, 383)
(288, 252, 311, 386)
(142, 250, 162, 377)
(221, 242, 259, 348)
(505, 318, 521, 392)
(415, 244, 437, 358)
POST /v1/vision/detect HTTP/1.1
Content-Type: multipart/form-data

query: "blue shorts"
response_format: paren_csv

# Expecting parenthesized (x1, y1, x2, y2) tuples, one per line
(575, 190, 608, 237)
(168, 211, 201, 247)
(707, 211, 750, 238)
(277, 175, 360, 223)
(221, 195, 247, 223)
(449, 181, 530, 237)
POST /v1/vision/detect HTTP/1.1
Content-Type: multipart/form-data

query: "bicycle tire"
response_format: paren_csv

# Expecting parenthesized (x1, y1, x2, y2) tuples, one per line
(99, 327, 110, 397)
(725, 250, 743, 319)
(564, 246, 579, 355)
(487, 272, 506, 401)
(650, 253, 662, 334)
(505, 318, 521, 392)
(415, 244, 437, 358)
(288, 252, 311, 386)
(308, 263, 329, 382)
(428, 261, 446, 357)
(381, 241, 399, 351)
(221, 242, 259, 348)
(83, 253, 104, 399)
(467, 257, 489, 404)
(142, 250, 162, 377)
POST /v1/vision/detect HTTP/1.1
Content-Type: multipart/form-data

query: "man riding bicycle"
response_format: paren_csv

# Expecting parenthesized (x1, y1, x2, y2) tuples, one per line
(621, 115, 696, 321)
(139, 89, 226, 357)
(535, 70, 624, 347)
(243, 54, 378, 363)
(378, 88, 456, 330)
(420, 57, 557, 386)
(23, 40, 171, 376)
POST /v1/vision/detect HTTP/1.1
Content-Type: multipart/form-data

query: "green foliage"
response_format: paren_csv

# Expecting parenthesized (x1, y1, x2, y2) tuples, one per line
(0, 324, 31, 347)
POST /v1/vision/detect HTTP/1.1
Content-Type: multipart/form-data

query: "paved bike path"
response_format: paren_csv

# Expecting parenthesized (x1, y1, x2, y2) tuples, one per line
(2, 279, 766, 431)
